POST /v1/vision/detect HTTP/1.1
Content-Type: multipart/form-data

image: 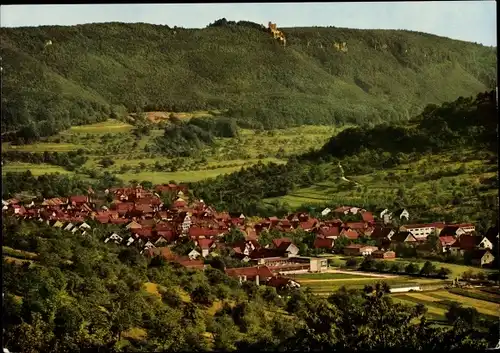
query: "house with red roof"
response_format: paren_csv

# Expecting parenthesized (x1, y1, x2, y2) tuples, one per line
(340, 229, 359, 240)
(313, 237, 335, 252)
(196, 238, 216, 257)
(188, 226, 220, 239)
(298, 218, 319, 232)
(361, 211, 374, 223)
(399, 222, 446, 240)
(371, 250, 396, 259)
(70, 195, 88, 206)
(266, 276, 301, 290)
(438, 236, 457, 253)
(449, 234, 493, 255)
(343, 244, 378, 257)
(225, 265, 274, 285)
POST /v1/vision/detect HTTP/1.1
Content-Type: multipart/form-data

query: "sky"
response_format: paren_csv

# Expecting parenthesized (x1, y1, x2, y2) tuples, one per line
(0, 2, 497, 46)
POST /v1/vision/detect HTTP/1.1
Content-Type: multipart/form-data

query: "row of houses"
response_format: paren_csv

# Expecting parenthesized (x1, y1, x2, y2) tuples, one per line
(3, 188, 498, 272)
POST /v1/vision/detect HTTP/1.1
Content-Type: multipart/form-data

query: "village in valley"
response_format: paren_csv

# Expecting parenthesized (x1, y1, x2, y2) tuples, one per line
(3, 182, 498, 292)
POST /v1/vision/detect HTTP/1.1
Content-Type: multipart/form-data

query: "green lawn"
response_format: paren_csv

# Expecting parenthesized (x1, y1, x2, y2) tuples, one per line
(2, 142, 84, 152)
(264, 148, 497, 221)
(292, 272, 371, 280)
(3, 119, 339, 184)
(2, 162, 72, 175)
(392, 258, 495, 279)
(391, 289, 500, 320)
(119, 167, 247, 183)
(66, 119, 134, 134)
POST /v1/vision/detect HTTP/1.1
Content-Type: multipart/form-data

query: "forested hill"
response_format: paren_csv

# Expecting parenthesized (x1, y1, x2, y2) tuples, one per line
(1, 20, 496, 139)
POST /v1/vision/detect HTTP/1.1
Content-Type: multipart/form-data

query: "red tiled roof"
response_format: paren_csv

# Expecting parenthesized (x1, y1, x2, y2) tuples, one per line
(249, 248, 284, 259)
(157, 230, 176, 241)
(403, 222, 446, 229)
(453, 234, 482, 251)
(110, 218, 129, 225)
(317, 226, 340, 238)
(267, 276, 297, 288)
(225, 266, 273, 279)
(439, 236, 457, 246)
(197, 238, 215, 249)
(342, 229, 359, 240)
(176, 257, 205, 269)
(299, 219, 318, 230)
(132, 227, 154, 238)
(138, 218, 156, 227)
(345, 222, 366, 230)
(189, 227, 219, 238)
(70, 196, 87, 204)
(370, 227, 394, 239)
(156, 222, 173, 231)
(135, 204, 154, 213)
(96, 216, 110, 224)
(272, 237, 292, 248)
(361, 212, 374, 222)
(334, 206, 352, 213)
(313, 237, 335, 249)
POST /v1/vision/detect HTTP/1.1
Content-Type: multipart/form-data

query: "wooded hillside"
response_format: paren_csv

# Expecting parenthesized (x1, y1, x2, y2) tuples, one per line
(1, 20, 496, 140)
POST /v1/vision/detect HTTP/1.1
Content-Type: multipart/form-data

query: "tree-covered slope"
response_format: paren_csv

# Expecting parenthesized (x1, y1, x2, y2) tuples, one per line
(1, 21, 496, 138)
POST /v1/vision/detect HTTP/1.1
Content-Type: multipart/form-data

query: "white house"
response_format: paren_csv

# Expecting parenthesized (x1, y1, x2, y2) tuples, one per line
(125, 236, 135, 247)
(104, 233, 123, 244)
(400, 223, 444, 240)
(79, 222, 91, 230)
(64, 223, 74, 231)
(321, 208, 331, 216)
(478, 237, 494, 250)
(181, 215, 192, 234)
(188, 249, 201, 260)
(282, 243, 300, 257)
(398, 208, 410, 220)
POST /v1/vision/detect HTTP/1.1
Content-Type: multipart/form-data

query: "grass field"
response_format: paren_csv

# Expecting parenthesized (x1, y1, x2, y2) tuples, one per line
(2, 142, 84, 152)
(2, 162, 72, 176)
(66, 119, 134, 134)
(2, 118, 338, 184)
(391, 289, 500, 321)
(291, 272, 372, 280)
(2, 246, 39, 260)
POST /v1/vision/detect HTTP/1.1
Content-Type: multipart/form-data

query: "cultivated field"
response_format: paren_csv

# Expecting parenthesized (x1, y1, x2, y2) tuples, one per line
(391, 288, 500, 322)
(264, 148, 497, 221)
(1, 162, 72, 176)
(2, 118, 339, 184)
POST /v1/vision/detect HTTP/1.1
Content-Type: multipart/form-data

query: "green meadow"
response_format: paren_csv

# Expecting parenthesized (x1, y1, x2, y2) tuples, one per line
(2, 118, 337, 184)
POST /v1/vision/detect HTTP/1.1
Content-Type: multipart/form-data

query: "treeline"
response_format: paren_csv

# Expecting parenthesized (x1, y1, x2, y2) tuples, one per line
(2, 217, 497, 352)
(2, 150, 88, 171)
(191, 158, 328, 214)
(191, 90, 498, 218)
(207, 18, 266, 31)
(154, 117, 239, 157)
(307, 90, 497, 160)
(1, 171, 121, 200)
(1, 21, 495, 142)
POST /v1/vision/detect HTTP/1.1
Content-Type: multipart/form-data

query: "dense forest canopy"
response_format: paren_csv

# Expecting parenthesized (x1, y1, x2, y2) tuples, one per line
(191, 90, 498, 217)
(2, 217, 497, 352)
(1, 21, 496, 142)
(153, 117, 239, 157)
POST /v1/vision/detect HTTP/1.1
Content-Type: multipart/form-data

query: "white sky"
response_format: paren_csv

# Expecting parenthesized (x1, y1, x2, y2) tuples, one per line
(0, 2, 497, 46)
